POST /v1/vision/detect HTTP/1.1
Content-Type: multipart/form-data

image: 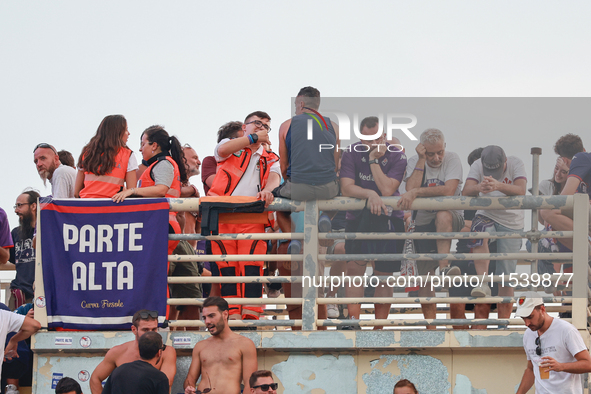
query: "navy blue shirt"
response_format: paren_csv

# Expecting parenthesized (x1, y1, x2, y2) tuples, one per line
(9, 227, 35, 299)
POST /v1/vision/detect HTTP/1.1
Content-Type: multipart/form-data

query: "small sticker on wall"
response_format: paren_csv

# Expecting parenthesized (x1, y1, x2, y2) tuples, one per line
(35, 296, 46, 308)
(51, 373, 63, 389)
(78, 370, 90, 382)
(55, 337, 73, 346)
(79, 336, 92, 348)
(173, 337, 191, 347)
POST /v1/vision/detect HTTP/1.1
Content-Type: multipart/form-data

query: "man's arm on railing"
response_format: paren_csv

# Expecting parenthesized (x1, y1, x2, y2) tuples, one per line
(462, 179, 481, 196)
(340, 177, 387, 216)
(398, 179, 459, 210)
(481, 177, 526, 196)
(515, 360, 535, 394)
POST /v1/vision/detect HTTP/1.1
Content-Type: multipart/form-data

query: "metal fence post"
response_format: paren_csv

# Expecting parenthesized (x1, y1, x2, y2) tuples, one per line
(530, 148, 542, 279)
(571, 193, 589, 330)
(301, 200, 319, 330)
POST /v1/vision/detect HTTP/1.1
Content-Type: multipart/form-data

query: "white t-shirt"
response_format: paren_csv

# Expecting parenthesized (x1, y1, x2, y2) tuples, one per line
(214, 139, 280, 197)
(50, 164, 77, 198)
(538, 179, 556, 196)
(467, 156, 527, 229)
(0, 310, 25, 378)
(523, 317, 588, 393)
(404, 151, 463, 226)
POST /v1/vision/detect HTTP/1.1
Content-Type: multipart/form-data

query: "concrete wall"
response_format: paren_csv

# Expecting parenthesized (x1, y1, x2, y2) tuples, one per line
(33, 329, 589, 393)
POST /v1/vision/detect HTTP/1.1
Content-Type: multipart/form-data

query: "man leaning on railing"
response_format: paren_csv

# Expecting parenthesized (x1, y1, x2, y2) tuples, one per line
(462, 145, 527, 327)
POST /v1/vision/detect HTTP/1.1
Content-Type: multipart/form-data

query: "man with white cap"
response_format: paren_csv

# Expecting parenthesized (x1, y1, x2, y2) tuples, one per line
(462, 145, 527, 326)
(515, 291, 591, 394)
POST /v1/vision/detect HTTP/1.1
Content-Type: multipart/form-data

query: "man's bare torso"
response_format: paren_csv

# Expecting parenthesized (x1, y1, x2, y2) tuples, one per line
(195, 335, 246, 394)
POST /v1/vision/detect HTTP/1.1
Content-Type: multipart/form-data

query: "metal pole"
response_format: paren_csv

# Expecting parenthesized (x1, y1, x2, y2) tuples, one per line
(530, 147, 542, 283)
(571, 193, 589, 329)
(301, 200, 319, 330)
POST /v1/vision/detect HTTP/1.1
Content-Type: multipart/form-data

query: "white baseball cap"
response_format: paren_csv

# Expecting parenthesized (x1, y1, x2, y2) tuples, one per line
(515, 291, 544, 318)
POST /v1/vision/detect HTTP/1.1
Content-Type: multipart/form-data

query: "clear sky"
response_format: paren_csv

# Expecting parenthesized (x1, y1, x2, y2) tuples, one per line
(1, 1, 590, 229)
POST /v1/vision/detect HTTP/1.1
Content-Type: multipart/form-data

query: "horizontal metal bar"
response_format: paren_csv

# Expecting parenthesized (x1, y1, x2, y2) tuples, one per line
(317, 318, 537, 326)
(167, 276, 302, 284)
(319, 230, 573, 241)
(169, 319, 301, 327)
(321, 252, 573, 262)
(168, 195, 572, 213)
(316, 296, 572, 305)
(317, 195, 573, 211)
(168, 254, 302, 262)
(167, 298, 303, 306)
(166, 273, 572, 287)
(170, 233, 304, 241)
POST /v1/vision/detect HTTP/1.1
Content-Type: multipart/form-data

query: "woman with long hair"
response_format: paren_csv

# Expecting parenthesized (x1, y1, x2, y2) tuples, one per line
(539, 157, 569, 196)
(75, 115, 137, 198)
(536, 156, 571, 290)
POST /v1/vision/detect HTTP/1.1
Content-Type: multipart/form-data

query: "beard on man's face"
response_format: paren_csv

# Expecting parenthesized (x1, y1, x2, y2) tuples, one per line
(38, 161, 57, 186)
(18, 210, 35, 239)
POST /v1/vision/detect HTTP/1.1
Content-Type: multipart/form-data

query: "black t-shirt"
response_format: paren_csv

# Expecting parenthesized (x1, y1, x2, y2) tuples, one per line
(9, 227, 35, 298)
(102, 360, 169, 394)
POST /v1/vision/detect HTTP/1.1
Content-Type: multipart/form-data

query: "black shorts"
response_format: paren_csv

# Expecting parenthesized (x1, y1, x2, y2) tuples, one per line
(345, 212, 405, 273)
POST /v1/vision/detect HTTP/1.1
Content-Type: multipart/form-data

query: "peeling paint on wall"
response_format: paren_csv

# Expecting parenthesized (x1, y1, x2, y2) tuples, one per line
(357, 331, 398, 348)
(453, 374, 488, 394)
(273, 354, 357, 394)
(362, 354, 450, 394)
(262, 331, 353, 349)
(400, 330, 445, 347)
(454, 331, 523, 347)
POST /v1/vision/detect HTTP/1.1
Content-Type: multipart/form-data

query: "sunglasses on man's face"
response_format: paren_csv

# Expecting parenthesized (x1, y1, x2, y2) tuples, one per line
(253, 383, 278, 391)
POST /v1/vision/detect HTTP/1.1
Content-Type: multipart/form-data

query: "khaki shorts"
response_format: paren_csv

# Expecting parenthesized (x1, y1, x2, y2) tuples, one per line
(169, 240, 203, 300)
(273, 179, 339, 201)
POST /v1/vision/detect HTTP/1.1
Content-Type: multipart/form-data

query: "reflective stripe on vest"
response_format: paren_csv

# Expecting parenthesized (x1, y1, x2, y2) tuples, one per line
(208, 148, 279, 197)
(79, 148, 131, 198)
(139, 155, 181, 198)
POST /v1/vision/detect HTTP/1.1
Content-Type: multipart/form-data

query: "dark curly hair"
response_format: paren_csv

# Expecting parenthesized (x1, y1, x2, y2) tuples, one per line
(554, 134, 584, 159)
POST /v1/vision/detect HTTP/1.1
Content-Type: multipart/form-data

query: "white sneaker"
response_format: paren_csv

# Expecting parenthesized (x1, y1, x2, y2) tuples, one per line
(471, 284, 491, 298)
(327, 304, 339, 318)
(5, 384, 19, 394)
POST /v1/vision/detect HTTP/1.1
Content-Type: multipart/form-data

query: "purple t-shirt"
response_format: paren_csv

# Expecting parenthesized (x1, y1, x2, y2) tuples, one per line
(339, 142, 407, 219)
(0, 208, 13, 249)
(568, 151, 591, 199)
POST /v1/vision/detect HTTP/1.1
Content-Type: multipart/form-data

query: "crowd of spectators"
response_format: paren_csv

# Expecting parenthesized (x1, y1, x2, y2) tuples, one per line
(1, 86, 590, 392)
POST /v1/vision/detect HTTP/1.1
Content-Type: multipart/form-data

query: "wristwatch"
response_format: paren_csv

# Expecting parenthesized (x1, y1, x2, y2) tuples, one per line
(369, 159, 380, 165)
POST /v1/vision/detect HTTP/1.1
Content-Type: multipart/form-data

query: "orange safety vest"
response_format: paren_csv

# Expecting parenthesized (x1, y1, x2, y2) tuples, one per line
(80, 148, 132, 198)
(139, 155, 181, 198)
(208, 147, 279, 197)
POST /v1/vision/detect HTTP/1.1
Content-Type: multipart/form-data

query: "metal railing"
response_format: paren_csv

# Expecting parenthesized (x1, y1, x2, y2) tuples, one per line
(168, 192, 590, 331)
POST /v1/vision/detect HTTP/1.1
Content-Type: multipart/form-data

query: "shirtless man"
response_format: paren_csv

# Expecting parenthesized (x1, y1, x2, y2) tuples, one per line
(184, 297, 258, 394)
(90, 310, 177, 394)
